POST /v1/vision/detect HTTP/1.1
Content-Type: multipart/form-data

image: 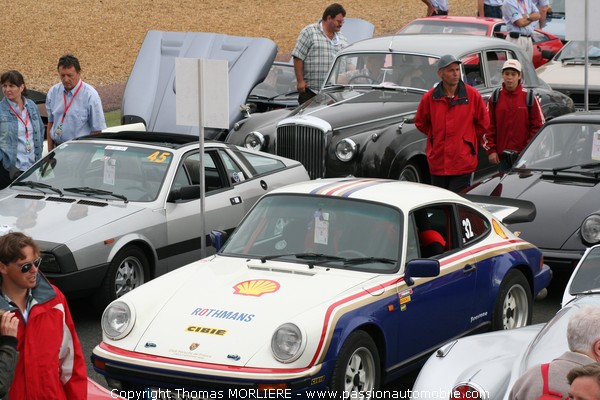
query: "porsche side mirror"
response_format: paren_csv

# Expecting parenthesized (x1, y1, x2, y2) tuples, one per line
(404, 259, 440, 286)
(502, 150, 519, 170)
(210, 230, 228, 252)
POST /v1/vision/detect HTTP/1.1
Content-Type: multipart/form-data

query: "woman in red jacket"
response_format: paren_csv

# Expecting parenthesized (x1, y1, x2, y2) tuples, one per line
(415, 54, 490, 193)
(0, 232, 87, 399)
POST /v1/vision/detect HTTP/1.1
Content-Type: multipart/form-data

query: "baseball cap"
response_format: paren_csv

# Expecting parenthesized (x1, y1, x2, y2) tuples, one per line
(502, 59, 522, 73)
(437, 54, 462, 69)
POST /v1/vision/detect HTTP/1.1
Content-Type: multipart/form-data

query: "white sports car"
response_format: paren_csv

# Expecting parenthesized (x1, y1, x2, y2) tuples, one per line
(92, 178, 551, 397)
(411, 244, 600, 400)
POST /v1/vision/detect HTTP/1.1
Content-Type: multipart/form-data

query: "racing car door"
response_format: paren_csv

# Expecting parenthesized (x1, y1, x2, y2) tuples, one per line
(164, 149, 246, 269)
(395, 204, 479, 361)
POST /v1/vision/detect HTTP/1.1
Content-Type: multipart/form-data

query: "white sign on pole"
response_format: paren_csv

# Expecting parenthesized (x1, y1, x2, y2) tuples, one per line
(565, 0, 600, 41)
(175, 58, 229, 129)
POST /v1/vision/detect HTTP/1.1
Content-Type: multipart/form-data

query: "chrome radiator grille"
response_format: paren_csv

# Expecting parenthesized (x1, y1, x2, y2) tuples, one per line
(276, 125, 327, 179)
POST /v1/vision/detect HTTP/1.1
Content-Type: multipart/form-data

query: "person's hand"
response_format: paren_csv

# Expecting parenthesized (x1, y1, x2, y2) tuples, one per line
(427, 5, 436, 16)
(0, 311, 18, 338)
(297, 79, 308, 93)
(488, 153, 500, 165)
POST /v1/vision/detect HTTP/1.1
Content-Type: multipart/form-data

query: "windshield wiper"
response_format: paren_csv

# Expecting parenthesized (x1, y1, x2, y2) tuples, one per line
(63, 186, 128, 203)
(260, 253, 345, 265)
(321, 257, 397, 266)
(551, 162, 600, 175)
(11, 180, 63, 196)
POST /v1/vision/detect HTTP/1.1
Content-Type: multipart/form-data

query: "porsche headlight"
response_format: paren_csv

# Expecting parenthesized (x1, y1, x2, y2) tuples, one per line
(335, 139, 357, 162)
(244, 132, 265, 151)
(581, 215, 600, 244)
(101, 301, 135, 340)
(271, 323, 303, 363)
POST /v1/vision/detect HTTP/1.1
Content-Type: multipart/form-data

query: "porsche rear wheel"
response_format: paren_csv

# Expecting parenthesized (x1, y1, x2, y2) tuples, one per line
(94, 246, 149, 311)
(330, 331, 380, 398)
(492, 270, 532, 330)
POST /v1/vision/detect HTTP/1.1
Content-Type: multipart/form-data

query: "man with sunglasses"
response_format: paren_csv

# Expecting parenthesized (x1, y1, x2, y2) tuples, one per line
(0, 232, 86, 399)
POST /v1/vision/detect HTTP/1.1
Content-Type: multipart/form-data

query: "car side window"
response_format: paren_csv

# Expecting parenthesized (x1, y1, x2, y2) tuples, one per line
(218, 150, 247, 184)
(406, 217, 419, 262)
(458, 206, 490, 246)
(485, 50, 507, 86)
(236, 150, 286, 175)
(412, 205, 458, 258)
(172, 152, 226, 193)
(461, 52, 485, 88)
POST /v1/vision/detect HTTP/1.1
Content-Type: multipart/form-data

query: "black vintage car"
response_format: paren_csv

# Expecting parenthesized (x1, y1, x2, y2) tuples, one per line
(466, 112, 600, 271)
(226, 34, 574, 182)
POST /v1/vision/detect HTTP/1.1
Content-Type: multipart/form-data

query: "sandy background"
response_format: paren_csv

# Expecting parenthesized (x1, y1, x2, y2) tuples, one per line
(2, 0, 475, 110)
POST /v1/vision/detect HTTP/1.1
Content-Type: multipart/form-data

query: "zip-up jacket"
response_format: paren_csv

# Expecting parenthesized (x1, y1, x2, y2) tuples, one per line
(415, 80, 489, 176)
(0, 274, 87, 399)
(483, 82, 544, 156)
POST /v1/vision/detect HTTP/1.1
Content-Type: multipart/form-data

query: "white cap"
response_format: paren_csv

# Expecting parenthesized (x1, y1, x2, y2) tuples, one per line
(502, 59, 522, 73)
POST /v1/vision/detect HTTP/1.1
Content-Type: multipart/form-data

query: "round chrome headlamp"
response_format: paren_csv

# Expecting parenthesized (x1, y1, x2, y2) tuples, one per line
(101, 301, 135, 340)
(335, 139, 357, 162)
(271, 323, 304, 363)
(244, 132, 265, 151)
(581, 215, 600, 244)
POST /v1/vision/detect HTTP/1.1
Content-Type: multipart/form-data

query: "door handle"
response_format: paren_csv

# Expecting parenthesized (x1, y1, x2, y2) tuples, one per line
(230, 196, 242, 205)
(463, 264, 476, 273)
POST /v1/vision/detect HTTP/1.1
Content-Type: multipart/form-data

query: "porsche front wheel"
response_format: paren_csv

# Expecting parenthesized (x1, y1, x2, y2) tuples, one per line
(329, 331, 380, 398)
(492, 270, 532, 330)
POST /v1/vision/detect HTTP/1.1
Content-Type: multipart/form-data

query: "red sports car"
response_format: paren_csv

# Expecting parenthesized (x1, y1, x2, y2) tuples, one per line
(398, 16, 563, 68)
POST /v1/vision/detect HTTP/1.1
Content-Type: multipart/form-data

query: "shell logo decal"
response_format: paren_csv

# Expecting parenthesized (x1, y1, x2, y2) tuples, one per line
(233, 279, 280, 296)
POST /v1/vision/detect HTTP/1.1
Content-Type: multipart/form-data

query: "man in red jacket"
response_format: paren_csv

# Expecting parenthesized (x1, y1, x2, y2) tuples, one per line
(484, 59, 545, 171)
(0, 232, 87, 399)
(415, 54, 489, 192)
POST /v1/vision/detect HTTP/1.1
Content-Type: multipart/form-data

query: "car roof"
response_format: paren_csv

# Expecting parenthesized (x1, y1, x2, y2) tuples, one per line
(407, 16, 502, 27)
(74, 131, 223, 150)
(268, 178, 467, 212)
(342, 34, 517, 57)
(546, 111, 600, 123)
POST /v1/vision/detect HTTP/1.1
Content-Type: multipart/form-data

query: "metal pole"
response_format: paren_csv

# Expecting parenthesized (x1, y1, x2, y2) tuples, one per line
(585, 0, 589, 111)
(198, 60, 207, 259)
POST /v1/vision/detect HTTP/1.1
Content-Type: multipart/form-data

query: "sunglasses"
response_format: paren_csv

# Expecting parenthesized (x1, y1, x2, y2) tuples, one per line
(17, 257, 42, 273)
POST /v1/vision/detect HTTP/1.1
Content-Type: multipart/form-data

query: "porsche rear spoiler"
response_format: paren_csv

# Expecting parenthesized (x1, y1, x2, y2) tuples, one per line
(461, 195, 536, 224)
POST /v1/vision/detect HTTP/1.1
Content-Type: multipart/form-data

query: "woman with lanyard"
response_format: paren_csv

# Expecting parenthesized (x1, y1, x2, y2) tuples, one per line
(0, 70, 44, 190)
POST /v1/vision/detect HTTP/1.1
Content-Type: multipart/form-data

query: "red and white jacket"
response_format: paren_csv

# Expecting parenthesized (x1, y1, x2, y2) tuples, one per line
(0, 275, 87, 399)
(415, 80, 489, 176)
(484, 82, 545, 156)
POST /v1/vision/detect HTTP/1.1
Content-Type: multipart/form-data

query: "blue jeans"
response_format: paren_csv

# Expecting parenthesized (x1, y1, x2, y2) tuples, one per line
(482, 4, 502, 18)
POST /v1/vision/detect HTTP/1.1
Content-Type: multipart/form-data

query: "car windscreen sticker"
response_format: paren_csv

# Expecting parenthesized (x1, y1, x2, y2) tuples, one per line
(103, 158, 116, 186)
(313, 210, 329, 245)
(104, 145, 128, 151)
(592, 131, 600, 160)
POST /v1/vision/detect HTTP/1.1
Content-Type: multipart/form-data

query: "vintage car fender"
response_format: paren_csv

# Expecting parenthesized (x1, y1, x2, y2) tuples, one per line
(412, 324, 542, 399)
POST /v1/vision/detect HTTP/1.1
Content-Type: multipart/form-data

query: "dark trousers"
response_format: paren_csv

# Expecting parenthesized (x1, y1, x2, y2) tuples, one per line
(432, 10, 449, 15)
(482, 4, 503, 18)
(0, 166, 11, 190)
(431, 174, 473, 193)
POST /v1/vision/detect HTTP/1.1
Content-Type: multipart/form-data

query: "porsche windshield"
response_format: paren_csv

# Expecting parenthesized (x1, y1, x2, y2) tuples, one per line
(556, 41, 600, 62)
(221, 194, 402, 273)
(515, 123, 600, 172)
(12, 142, 172, 202)
(569, 247, 600, 295)
(324, 53, 439, 91)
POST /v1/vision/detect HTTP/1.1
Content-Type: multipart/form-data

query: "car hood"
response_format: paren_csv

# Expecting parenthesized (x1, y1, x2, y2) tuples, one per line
(122, 31, 277, 137)
(469, 172, 600, 249)
(283, 88, 424, 128)
(0, 191, 145, 244)
(536, 60, 600, 91)
(129, 255, 383, 366)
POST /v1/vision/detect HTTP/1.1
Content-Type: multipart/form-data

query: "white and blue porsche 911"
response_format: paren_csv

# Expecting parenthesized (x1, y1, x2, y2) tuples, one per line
(92, 178, 551, 397)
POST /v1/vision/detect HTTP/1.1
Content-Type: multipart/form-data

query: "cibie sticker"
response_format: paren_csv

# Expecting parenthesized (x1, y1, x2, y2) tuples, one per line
(592, 131, 600, 161)
(104, 145, 128, 151)
(313, 210, 329, 245)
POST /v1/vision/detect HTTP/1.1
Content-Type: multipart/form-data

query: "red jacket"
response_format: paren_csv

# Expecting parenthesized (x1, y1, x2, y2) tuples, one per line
(415, 80, 489, 176)
(483, 82, 545, 156)
(0, 275, 87, 399)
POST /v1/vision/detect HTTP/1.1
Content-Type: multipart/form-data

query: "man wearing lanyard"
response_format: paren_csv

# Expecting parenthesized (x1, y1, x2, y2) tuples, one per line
(421, 0, 449, 16)
(477, 0, 503, 18)
(45, 54, 106, 152)
(502, 0, 540, 61)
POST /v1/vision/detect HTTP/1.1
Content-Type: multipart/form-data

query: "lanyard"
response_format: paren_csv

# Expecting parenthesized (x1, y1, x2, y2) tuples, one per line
(8, 102, 29, 140)
(60, 80, 83, 125)
(517, 0, 528, 15)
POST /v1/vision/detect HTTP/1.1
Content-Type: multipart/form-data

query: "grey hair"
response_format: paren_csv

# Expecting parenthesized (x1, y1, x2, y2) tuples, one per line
(567, 305, 600, 353)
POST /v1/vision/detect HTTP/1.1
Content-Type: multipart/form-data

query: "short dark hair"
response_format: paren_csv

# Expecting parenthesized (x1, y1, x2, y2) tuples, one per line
(0, 232, 39, 266)
(323, 3, 346, 20)
(57, 54, 81, 72)
(567, 362, 600, 386)
(0, 70, 28, 97)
